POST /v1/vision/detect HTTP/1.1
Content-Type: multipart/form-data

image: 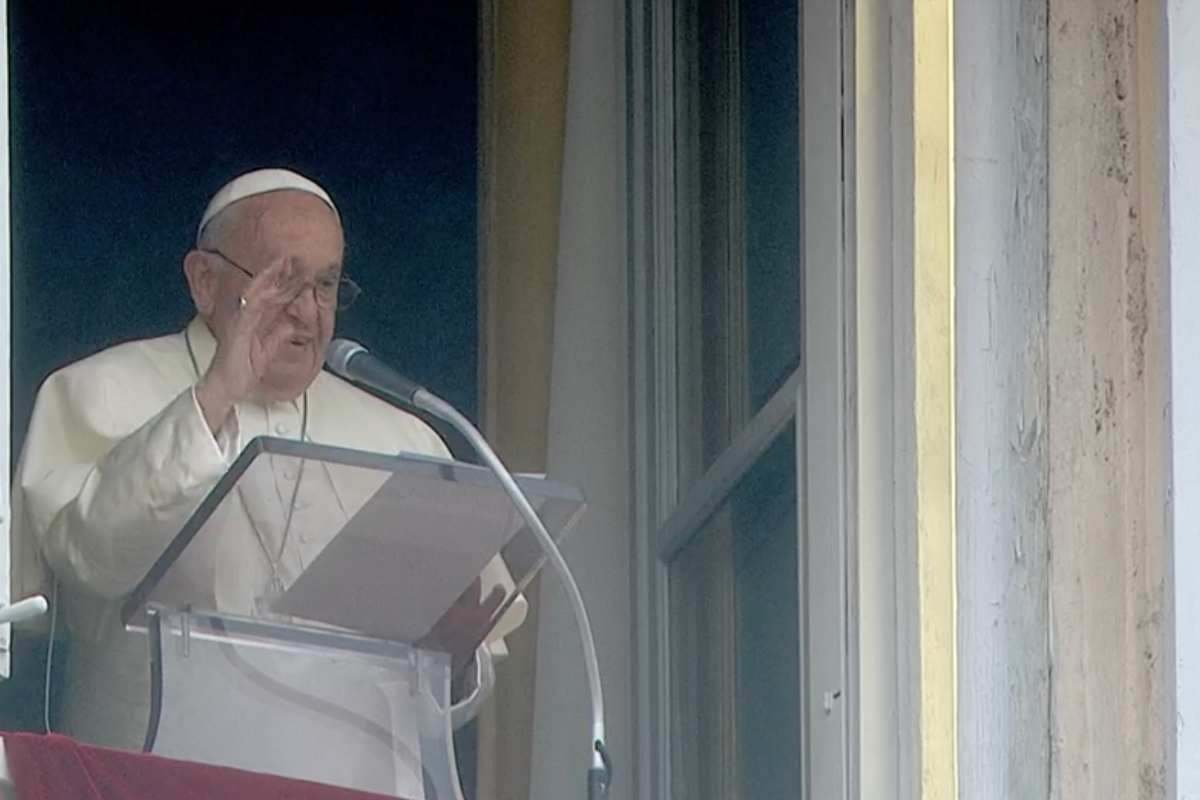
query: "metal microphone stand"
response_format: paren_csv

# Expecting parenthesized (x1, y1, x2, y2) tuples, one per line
(413, 389, 612, 800)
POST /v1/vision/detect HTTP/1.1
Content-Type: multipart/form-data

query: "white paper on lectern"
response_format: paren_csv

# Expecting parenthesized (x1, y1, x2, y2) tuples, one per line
(270, 468, 523, 643)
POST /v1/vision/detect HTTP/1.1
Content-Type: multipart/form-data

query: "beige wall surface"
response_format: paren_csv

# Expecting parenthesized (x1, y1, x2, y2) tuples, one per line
(1047, 1, 1170, 798)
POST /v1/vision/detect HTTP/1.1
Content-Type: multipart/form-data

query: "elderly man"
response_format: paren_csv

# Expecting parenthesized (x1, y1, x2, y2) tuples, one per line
(10, 168, 524, 796)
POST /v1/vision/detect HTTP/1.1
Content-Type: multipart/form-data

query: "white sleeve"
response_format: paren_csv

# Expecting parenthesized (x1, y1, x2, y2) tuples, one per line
(189, 385, 241, 463)
(17, 373, 234, 602)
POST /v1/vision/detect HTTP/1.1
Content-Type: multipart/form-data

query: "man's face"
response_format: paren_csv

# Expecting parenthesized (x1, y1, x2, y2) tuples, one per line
(200, 191, 345, 402)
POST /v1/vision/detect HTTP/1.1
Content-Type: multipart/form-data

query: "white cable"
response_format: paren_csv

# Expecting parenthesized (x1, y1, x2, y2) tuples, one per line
(44, 581, 59, 733)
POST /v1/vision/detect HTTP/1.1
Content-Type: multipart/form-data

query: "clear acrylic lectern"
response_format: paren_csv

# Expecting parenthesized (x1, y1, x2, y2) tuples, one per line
(119, 436, 585, 800)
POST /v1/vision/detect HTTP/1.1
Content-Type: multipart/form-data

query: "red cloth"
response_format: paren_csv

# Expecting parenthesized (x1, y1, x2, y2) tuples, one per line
(3, 733, 409, 800)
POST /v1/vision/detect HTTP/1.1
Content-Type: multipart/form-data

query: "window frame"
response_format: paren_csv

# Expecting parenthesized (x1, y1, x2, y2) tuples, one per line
(0, 1, 12, 680)
(627, 0, 855, 796)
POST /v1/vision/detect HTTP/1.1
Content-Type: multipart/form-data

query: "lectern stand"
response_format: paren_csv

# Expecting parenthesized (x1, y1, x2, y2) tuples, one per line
(119, 437, 585, 800)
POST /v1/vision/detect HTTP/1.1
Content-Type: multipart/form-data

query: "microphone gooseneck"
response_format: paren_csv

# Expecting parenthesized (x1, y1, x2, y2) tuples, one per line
(324, 339, 612, 800)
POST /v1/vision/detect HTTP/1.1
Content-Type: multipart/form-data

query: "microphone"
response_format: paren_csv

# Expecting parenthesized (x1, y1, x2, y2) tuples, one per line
(326, 339, 425, 405)
(324, 338, 612, 799)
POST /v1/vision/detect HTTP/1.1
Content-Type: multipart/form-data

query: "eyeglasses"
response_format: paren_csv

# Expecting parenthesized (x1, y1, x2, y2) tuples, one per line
(200, 247, 362, 311)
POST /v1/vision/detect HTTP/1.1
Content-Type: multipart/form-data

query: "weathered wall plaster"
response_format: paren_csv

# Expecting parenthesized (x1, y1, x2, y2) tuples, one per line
(1047, 2, 1170, 798)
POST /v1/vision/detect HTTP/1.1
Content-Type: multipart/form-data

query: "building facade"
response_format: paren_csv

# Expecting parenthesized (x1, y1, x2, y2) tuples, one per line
(4, 1, 1198, 798)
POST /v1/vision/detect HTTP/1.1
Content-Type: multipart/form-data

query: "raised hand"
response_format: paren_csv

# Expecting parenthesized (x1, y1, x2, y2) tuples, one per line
(195, 256, 306, 431)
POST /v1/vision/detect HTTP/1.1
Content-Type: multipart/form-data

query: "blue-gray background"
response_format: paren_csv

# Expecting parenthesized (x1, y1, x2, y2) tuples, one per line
(10, 4, 480, 462)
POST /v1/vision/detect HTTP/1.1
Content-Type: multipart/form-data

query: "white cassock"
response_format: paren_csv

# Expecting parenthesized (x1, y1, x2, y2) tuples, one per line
(10, 317, 527, 799)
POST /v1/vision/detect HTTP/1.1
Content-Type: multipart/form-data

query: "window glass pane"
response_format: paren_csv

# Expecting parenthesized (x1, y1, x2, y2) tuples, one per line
(674, 0, 801, 490)
(668, 424, 801, 800)
(742, 0, 802, 410)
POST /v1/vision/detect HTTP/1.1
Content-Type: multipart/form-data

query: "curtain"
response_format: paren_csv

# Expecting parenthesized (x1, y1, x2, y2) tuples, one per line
(478, 3, 629, 797)
(475, 1, 570, 798)
(529, 2, 630, 798)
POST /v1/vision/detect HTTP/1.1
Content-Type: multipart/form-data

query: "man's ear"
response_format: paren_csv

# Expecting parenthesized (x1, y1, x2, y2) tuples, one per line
(183, 250, 216, 315)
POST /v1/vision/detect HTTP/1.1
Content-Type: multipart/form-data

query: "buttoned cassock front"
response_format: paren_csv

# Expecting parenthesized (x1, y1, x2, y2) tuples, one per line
(10, 317, 527, 797)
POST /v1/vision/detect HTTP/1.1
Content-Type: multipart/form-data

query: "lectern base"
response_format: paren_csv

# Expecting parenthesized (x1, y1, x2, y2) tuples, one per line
(137, 606, 464, 800)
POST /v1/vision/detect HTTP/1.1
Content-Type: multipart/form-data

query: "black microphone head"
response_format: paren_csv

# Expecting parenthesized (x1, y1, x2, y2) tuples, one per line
(326, 338, 368, 377)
